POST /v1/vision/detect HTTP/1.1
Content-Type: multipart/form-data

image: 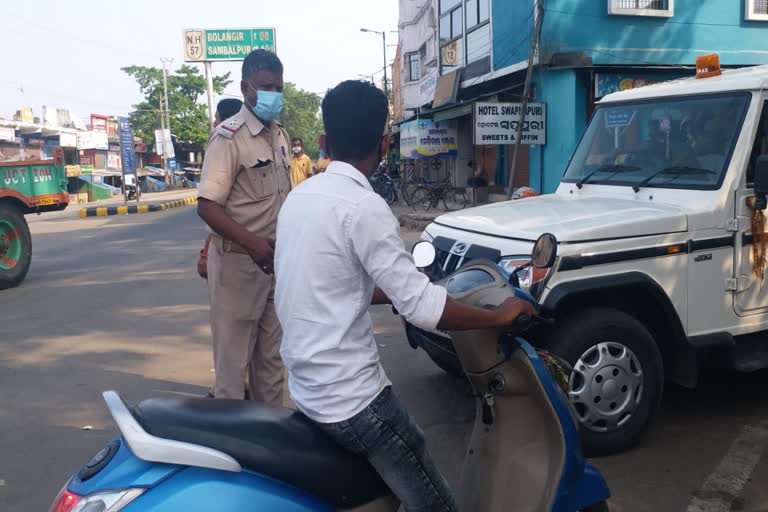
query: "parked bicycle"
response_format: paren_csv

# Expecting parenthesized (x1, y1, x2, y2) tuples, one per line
(410, 177, 469, 211)
(368, 163, 397, 205)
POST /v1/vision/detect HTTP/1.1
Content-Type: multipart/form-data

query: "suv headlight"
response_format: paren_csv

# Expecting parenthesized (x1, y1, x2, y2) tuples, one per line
(498, 256, 553, 294)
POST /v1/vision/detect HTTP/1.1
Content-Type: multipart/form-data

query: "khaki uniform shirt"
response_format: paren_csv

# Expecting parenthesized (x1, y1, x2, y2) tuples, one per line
(199, 106, 291, 240)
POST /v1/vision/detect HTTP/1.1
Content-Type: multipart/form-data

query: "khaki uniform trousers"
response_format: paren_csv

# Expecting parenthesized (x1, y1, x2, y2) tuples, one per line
(207, 238, 284, 404)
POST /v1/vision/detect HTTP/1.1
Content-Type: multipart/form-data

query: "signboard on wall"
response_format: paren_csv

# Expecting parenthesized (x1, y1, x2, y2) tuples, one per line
(399, 119, 458, 160)
(77, 131, 108, 150)
(432, 70, 461, 109)
(594, 72, 691, 99)
(0, 127, 15, 142)
(183, 28, 276, 62)
(474, 102, 547, 145)
(90, 114, 109, 132)
(59, 131, 77, 148)
(418, 70, 438, 107)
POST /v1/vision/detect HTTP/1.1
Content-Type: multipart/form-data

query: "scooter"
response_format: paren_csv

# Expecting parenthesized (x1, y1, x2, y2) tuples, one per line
(49, 233, 610, 512)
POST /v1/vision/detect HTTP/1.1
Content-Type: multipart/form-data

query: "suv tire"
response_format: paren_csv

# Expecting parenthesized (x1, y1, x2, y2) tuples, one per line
(549, 308, 663, 457)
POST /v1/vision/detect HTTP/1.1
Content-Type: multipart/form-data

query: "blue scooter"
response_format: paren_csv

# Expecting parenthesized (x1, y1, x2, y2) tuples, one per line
(49, 233, 610, 512)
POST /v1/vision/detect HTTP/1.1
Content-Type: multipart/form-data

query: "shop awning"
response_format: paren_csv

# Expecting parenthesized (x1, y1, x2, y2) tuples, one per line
(433, 104, 473, 122)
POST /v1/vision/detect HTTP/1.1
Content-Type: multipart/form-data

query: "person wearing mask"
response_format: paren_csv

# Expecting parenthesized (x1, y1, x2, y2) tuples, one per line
(313, 148, 331, 175)
(289, 137, 313, 188)
(274, 80, 535, 511)
(198, 98, 244, 280)
(197, 49, 290, 404)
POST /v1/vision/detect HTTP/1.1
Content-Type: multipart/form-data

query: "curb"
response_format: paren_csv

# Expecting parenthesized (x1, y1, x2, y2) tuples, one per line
(78, 195, 198, 218)
(397, 211, 441, 231)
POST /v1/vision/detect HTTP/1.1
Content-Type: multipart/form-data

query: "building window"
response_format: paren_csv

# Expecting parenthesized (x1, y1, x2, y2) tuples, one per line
(465, 0, 490, 65)
(439, 0, 464, 70)
(746, 0, 768, 21)
(406, 52, 422, 82)
(466, 23, 491, 64)
(608, 0, 674, 17)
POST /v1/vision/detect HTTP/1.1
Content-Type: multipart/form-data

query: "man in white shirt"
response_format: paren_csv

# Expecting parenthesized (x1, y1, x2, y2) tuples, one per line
(274, 80, 534, 511)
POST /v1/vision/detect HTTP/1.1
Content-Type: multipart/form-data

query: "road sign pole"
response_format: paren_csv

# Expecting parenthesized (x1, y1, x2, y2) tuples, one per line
(205, 61, 215, 129)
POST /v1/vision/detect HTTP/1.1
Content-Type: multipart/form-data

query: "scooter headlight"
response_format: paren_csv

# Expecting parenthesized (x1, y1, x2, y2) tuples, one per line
(50, 486, 144, 512)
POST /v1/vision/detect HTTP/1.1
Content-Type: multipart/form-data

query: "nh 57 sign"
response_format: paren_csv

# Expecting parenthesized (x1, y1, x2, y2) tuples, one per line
(184, 28, 276, 62)
(474, 102, 547, 145)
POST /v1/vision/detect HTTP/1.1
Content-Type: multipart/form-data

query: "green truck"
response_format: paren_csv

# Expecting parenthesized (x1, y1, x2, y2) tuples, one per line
(0, 148, 69, 289)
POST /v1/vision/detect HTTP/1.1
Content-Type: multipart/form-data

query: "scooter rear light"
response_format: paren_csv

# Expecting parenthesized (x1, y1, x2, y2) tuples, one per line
(50, 486, 144, 512)
(50, 488, 82, 512)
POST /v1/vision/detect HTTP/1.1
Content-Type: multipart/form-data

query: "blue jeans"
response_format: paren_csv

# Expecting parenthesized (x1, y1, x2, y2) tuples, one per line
(312, 386, 458, 512)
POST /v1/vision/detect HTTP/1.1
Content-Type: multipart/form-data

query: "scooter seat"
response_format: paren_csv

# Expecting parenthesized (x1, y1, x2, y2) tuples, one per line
(133, 397, 390, 509)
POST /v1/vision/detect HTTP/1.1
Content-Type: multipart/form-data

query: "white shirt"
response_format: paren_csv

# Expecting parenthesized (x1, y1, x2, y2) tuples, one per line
(275, 161, 447, 423)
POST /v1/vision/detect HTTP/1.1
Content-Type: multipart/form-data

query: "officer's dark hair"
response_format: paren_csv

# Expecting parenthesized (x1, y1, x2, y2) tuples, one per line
(242, 50, 283, 80)
(322, 80, 387, 161)
(292, 137, 303, 144)
(217, 98, 242, 121)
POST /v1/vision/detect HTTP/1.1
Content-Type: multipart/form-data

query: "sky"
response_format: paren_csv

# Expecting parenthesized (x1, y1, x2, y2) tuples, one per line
(0, 0, 398, 122)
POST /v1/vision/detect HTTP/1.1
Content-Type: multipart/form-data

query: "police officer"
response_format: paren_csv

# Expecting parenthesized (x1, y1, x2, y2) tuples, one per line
(197, 50, 290, 403)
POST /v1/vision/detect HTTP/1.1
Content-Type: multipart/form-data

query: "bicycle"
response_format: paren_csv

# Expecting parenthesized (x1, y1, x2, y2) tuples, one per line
(368, 166, 397, 205)
(410, 177, 469, 211)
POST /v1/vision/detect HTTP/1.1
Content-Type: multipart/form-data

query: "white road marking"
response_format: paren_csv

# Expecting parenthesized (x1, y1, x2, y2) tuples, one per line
(686, 421, 768, 512)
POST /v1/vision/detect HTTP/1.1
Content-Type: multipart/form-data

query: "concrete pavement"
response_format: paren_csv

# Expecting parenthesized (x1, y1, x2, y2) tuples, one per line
(1, 208, 768, 511)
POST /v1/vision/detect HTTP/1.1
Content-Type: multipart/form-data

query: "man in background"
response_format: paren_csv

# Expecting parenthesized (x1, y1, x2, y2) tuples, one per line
(289, 137, 313, 188)
(313, 146, 331, 175)
(214, 98, 243, 128)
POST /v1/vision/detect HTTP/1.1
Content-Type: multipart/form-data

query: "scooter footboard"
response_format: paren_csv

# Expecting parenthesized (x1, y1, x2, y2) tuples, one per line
(459, 351, 566, 512)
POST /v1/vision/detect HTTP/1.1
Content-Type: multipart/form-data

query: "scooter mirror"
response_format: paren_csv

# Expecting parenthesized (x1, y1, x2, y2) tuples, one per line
(532, 233, 557, 268)
(412, 241, 437, 269)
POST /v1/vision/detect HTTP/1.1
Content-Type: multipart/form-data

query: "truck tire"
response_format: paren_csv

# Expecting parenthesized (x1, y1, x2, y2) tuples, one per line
(0, 203, 32, 290)
(548, 308, 663, 457)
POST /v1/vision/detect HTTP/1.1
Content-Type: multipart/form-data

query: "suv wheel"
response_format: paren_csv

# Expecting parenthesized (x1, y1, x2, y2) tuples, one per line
(549, 308, 663, 456)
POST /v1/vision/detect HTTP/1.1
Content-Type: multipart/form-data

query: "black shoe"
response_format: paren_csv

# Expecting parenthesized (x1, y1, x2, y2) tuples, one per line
(205, 391, 215, 399)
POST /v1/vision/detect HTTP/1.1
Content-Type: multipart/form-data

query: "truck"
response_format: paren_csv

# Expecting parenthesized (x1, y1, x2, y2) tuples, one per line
(405, 57, 768, 456)
(0, 148, 69, 289)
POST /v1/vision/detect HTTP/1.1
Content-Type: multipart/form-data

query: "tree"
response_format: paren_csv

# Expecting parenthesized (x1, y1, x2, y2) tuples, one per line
(122, 65, 232, 151)
(281, 83, 323, 159)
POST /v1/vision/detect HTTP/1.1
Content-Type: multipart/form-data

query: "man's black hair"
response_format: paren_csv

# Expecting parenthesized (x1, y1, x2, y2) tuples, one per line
(292, 137, 303, 144)
(322, 80, 388, 161)
(217, 98, 242, 121)
(242, 50, 283, 80)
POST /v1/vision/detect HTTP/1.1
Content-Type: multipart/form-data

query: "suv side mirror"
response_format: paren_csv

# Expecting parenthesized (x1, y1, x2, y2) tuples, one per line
(532, 233, 558, 268)
(754, 155, 768, 210)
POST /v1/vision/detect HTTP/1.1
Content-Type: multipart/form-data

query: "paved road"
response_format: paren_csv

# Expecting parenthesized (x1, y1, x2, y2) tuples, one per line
(1, 208, 767, 511)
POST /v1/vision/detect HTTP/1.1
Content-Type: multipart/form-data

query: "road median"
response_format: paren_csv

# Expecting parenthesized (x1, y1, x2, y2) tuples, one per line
(78, 195, 198, 218)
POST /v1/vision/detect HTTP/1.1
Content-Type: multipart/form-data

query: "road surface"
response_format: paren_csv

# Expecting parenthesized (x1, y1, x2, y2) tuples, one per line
(1, 207, 767, 511)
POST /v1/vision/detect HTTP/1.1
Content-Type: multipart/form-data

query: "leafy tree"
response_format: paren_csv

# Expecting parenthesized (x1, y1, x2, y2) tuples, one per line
(122, 65, 231, 150)
(281, 83, 323, 159)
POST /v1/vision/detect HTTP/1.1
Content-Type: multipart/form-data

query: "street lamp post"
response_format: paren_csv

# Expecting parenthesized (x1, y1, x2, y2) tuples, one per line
(360, 28, 388, 100)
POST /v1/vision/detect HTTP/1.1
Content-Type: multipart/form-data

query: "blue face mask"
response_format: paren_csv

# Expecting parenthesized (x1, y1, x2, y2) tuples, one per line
(249, 89, 283, 123)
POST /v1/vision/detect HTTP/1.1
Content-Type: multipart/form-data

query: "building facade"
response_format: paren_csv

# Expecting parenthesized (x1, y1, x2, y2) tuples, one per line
(394, 0, 768, 196)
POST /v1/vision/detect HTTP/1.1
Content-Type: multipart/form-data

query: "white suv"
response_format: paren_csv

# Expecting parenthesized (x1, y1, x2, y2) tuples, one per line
(406, 64, 768, 456)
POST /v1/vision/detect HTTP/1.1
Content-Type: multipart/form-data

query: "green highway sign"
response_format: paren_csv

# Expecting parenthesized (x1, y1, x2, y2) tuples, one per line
(183, 28, 276, 62)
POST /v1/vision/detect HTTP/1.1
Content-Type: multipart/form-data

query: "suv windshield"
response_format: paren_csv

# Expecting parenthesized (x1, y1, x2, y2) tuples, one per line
(563, 93, 750, 190)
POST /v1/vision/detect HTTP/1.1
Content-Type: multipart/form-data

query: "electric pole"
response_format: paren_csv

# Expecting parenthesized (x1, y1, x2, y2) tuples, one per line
(507, 0, 545, 199)
(161, 59, 173, 138)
